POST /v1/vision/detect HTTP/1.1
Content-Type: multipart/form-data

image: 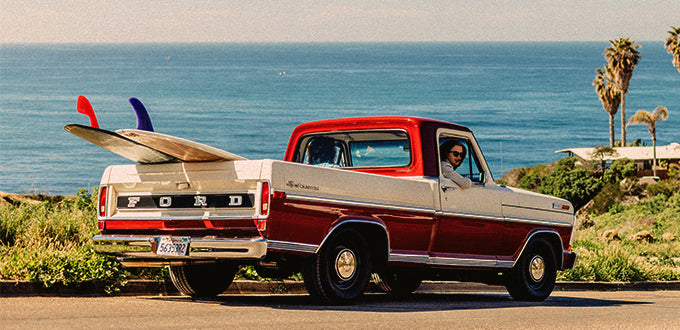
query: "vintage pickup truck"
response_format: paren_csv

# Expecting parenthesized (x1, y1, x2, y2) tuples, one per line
(92, 116, 577, 304)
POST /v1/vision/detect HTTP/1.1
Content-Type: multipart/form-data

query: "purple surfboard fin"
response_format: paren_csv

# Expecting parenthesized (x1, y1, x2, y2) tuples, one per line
(129, 97, 154, 132)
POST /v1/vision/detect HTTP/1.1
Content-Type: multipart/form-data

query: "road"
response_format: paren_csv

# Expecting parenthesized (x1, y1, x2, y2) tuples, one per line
(2, 290, 679, 329)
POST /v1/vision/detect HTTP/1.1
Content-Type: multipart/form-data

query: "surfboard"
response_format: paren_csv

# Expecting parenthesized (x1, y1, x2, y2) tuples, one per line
(116, 129, 247, 162)
(65, 124, 178, 164)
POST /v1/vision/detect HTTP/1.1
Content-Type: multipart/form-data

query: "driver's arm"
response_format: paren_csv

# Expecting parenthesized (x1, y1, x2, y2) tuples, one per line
(441, 161, 473, 189)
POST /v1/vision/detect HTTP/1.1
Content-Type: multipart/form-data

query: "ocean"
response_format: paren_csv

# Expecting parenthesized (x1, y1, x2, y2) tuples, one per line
(1, 42, 679, 195)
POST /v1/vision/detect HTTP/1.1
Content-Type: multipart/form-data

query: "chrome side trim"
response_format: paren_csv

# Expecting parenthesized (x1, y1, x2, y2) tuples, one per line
(388, 253, 429, 264)
(440, 211, 504, 222)
(502, 203, 572, 215)
(496, 260, 515, 268)
(388, 253, 513, 269)
(503, 216, 574, 228)
(441, 211, 572, 228)
(102, 215, 258, 221)
(285, 193, 436, 215)
(428, 256, 497, 268)
(92, 235, 267, 262)
(268, 240, 318, 254)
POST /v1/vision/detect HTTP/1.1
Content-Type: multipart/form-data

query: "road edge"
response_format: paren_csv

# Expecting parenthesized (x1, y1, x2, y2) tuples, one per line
(2, 280, 680, 297)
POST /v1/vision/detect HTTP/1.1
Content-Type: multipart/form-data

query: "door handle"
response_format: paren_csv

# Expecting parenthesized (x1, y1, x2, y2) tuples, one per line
(441, 185, 457, 192)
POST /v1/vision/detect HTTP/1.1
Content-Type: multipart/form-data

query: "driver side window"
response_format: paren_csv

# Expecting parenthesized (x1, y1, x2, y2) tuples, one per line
(439, 134, 485, 184)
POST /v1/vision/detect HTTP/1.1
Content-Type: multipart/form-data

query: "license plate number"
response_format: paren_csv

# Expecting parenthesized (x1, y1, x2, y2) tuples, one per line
(155, 237, 190, 256)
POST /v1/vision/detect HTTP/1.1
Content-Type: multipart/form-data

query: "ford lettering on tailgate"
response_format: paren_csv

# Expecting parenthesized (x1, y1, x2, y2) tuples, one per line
(117, 194, 254, 209)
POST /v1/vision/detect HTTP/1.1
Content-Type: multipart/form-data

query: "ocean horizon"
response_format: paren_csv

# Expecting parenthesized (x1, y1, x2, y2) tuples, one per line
(1, 42, 679, 195)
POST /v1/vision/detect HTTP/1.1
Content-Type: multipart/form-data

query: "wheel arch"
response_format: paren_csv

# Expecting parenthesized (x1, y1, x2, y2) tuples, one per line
(513, 230, 563, 269)
(317, 218, 390, 269)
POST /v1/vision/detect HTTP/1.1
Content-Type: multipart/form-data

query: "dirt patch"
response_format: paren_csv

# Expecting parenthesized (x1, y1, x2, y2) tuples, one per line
(0, 192, 73, 207)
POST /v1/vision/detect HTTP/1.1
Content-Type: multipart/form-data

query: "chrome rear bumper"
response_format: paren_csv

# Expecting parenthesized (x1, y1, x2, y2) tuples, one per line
(92, 234, 268, 267)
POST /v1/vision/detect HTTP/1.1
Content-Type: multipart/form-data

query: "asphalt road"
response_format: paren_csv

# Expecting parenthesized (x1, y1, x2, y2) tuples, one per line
(2, 291, 679, 329)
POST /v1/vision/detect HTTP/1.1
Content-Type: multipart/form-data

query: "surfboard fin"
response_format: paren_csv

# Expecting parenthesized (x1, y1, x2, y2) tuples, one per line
(129, 97, 155, 132)
(77, 95, 100, 128)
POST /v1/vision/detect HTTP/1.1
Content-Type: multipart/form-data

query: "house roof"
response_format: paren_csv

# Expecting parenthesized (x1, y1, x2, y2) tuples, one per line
(555, 143, 680, 161)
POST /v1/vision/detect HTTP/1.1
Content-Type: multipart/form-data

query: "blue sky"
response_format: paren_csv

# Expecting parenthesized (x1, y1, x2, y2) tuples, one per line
(1, 1, 678, 43)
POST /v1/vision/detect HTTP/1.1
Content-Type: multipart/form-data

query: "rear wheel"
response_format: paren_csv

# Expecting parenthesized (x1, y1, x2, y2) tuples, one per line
(169, 261, 238, 297)
(373, 268, 423, 296)
(303, 228, 372, 304)
(504, 238, 557, 301)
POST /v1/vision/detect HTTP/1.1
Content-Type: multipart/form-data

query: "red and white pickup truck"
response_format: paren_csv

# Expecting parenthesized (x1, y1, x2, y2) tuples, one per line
(92, 116, 577, 303)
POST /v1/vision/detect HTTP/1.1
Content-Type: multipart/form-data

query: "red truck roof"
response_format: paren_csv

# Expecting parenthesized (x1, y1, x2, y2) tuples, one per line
(284, 116, 471, 177)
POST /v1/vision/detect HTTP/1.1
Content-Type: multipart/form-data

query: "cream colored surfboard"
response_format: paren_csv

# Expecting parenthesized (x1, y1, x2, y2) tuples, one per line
(65, 124, 179, 164)
(116, 129, 246, 162)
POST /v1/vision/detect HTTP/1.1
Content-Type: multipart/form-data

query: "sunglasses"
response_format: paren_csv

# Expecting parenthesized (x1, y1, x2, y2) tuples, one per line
(449, 150, 466, 158)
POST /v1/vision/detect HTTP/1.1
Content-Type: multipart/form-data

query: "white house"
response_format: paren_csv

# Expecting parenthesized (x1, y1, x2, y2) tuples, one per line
(555, 143, 680, 178)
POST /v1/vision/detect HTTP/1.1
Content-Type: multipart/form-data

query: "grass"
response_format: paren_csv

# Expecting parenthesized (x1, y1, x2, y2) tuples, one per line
(558, 192, 680, 281)
(1, 186, 679, 294)
(0, 189, 128, 293)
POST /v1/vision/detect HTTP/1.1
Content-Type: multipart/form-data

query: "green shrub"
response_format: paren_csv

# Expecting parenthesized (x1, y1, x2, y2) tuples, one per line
(647, 179, 680, 197)
(516, 164, 550, 191)
(603, 158, 637, 183)
(590, 183, 624, 215)
(538, 157, 603, 210)
(638, 194, 669, 214)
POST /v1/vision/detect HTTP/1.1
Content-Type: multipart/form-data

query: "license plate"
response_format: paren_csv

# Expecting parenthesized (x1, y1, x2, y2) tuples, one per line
(155, 236, 190, 256)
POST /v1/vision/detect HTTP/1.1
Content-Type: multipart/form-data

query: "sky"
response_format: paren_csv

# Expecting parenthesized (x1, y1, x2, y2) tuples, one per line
(1, 0, 678, 43)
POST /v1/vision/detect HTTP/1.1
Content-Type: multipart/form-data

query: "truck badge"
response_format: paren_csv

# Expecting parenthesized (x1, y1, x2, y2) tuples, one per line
(228, 195, 243, 206)
(159, 196, 172, 207)
(194, 196, 207, 207)
(127, 197, 140, 207)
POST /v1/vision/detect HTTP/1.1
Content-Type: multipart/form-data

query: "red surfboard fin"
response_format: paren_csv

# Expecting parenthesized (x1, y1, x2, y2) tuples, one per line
(77, 95, 100, 128)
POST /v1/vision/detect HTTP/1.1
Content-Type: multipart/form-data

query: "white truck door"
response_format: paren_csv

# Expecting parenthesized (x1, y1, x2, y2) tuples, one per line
(430, 130, 504, 267)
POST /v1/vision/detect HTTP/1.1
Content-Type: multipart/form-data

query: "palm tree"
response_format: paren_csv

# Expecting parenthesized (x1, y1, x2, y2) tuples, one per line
(593, 65, 621, 147)
(604, 38, 641, 147)
(627, 106, 669, 177)
(665, 26, 680, 74)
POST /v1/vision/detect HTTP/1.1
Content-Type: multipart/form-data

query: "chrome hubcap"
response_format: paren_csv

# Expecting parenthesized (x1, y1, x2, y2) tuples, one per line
(335, 248, 357, 280)
(529, 255, 545, 282)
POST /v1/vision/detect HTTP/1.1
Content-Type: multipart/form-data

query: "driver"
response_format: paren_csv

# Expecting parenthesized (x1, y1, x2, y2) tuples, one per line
(439, 140, 473, 189)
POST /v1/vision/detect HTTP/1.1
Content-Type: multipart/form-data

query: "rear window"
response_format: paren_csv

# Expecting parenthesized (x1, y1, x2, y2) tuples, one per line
(294, 130, 411, 168)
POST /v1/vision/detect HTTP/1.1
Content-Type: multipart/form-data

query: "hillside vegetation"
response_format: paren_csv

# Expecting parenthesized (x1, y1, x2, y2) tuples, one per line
(501, 157, 680, 281)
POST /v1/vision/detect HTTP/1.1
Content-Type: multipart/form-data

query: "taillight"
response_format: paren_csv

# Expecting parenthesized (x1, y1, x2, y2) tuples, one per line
(98, 186, 107, 218)
(260, 182, 270, 216)
(254, 182, 270, 232)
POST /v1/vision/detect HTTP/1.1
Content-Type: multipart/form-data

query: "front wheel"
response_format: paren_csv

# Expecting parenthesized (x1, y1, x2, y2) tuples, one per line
(504, 238, 557, 301)
(303, 228, 372, 305)
(169, 261, 238, 297)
